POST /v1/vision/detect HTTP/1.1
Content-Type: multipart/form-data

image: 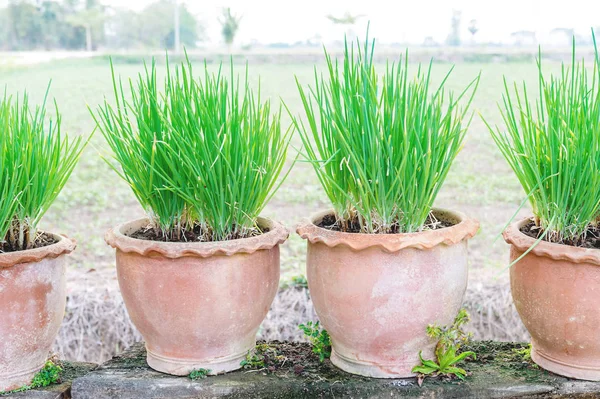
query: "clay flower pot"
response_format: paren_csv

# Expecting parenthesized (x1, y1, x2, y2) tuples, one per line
(296, 208, 479, 378)
(0, 234, 76, 392)
(105, 217, 288, 376)
(505, 217, 600, 381)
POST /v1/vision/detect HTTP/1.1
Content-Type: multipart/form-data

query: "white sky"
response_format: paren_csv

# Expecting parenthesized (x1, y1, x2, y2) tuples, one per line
(105, 0, 600, 45)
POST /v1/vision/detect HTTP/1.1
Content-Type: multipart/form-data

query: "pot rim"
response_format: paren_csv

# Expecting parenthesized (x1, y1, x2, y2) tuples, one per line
(504, 216, 600, 265)
(0, 232, 76, 268)
(105, 216, 289, 259)
(296, 207, 479, 252)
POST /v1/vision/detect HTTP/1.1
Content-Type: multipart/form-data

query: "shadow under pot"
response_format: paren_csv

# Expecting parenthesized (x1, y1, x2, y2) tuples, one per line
(105, 217, 288, 376)
(296, 208, 479, 378)
(0, 234, 75, 392)
(505, 217, 600, 381)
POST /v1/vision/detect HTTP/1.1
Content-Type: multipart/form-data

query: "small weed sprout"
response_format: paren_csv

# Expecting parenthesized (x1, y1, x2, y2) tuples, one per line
(188, 368, 211, 380)
(0, 359, 62, 394)
(241, 344, 268, 369)
(412, 309, 476, 385)
(513, 345, 531, 361)
(299, 321, 331, 362)
(512, 343, 538, 368)
(281, 274, 308, 289)
(240, 343, 285, 371)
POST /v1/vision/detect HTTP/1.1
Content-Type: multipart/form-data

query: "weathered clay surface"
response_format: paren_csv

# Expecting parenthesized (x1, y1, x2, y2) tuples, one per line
(71, 341, 600, 398)
(297, 208, 479, 252)
(106, 217, 288, 376)
(105, 217, 288, 258)
(505, 217, 600, 381)
(0, 234, 76, 392)
(296, 208, 479, 378)
(2, 360, 96, 399)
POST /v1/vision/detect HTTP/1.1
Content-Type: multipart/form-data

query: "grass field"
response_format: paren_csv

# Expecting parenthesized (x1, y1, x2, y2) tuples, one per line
(0, 56, 553, 283)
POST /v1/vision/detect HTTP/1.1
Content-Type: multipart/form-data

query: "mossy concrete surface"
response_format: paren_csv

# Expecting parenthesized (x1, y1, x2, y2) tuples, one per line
(70, 341, 600, 398)
(1, 361, 97, 399)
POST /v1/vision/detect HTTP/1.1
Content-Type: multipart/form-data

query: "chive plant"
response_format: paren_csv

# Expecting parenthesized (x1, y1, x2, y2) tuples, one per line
(486, 33, 600, 245)
(94, 61, 188, 239)
(293, 35, 479, 234)
(0, 87, 87, 251)
(94, 57, 292, 242)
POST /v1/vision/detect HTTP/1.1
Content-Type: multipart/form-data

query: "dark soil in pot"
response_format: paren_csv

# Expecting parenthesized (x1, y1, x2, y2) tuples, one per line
(128, 224, 269, 243)
(520, 221, 600, 249)
(0, 232, 58, 253)
(317, 212, 455, 234)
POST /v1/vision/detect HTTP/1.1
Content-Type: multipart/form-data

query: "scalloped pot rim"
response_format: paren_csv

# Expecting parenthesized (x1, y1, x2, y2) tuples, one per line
(503, 216, 600, 266)
(0, 232, 76, 268)
(296, 208, 479, 252)
(105, 217, 289, 259)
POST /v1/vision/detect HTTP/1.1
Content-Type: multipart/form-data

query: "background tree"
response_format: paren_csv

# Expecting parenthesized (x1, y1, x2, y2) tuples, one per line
(6, 0, 44, 50)
(219, 7, 241, 49)
(105, 8, 141, 49)
(0, 8, 9, 49)
(140, 0, 199, 48)
(550, 27, 575, 46)
(510, 30, 537, 47)
(468, 19, 478, 44)
(326, 12, 365, 42)
(65, 0, 106, 51)
(445, 9, 462, 46)
(106, 1, 200, 49)
(0, 0, 202, 51)
(325, 12, 364, 25)
(39, 1, 64, 49)
(422, 36, 438, 47)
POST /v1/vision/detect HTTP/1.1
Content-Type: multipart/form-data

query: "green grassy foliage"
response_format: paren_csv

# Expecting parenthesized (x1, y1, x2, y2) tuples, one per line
(292, 33, 479, 233)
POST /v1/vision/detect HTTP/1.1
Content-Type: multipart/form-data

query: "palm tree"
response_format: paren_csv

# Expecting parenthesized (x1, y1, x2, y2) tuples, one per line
(219, 7, 241, 50)
(326, 12, 365, 41)
(468, 19, 478, 45)
(445, 9, 462, 47)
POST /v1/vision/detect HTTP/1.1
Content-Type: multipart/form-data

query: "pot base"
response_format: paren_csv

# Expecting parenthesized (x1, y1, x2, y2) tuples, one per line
(330, 348, 415, 379)
(146, 345, 249, 376)
(0, 362, 45, 392)
(532, 345, 600, 381)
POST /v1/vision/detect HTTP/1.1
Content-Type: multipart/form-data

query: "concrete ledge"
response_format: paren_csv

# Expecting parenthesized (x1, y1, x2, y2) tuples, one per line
(71, 341, 600, 398)
(2, 361, 97, 399)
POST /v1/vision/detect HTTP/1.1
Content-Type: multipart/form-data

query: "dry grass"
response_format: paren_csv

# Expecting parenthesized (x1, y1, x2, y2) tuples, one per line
(463, 278, 529, 342)
(54, 270, 527, 363)
(53, 270, 141, 363)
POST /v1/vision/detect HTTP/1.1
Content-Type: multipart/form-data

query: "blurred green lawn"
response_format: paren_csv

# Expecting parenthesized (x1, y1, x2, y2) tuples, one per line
(0, 57, 551, 282)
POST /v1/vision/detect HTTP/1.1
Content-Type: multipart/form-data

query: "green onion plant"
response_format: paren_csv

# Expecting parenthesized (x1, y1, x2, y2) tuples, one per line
(485, 32, 600, 245)
(93, 56, 292, 242)
(0, 86, 87, 251)
(292, 33, 479, 234)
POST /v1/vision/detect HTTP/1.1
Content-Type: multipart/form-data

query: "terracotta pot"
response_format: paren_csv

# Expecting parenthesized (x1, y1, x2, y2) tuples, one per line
(0, 234, 75, 392)
(505, 217, 600, 381)
(105, 217, 288, 376)
(296, 208, 479, 378)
